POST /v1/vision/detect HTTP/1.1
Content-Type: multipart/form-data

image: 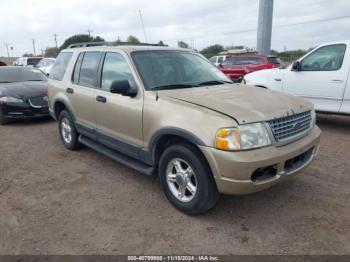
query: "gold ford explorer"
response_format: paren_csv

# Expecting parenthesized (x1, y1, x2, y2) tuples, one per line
(48, 42, 321, 215)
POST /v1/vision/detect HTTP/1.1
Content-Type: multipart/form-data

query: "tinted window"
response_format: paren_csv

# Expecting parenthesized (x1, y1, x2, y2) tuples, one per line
(101, 52, 135, 91)
(217, 57, 224, 63)
(268, 57, 282, 64)
(72, 53, 84, 84)
(79, 52, 101, 87)
(224, 56, 264, 66)
(301, 44, 346, 71)
(50, 52, 73, 81)
(0, 67, 47, 83)
(27, 58, 42, 66)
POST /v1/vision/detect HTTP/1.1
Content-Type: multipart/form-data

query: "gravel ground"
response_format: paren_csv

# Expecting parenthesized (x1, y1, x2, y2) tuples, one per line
(0, 114, 349, 255)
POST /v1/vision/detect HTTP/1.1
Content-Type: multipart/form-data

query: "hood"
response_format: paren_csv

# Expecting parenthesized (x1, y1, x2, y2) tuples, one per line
(0, 81, 47, 99)
(157, 84, 313, 124)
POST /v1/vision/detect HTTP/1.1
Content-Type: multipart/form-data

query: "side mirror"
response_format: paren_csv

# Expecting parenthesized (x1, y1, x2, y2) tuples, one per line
(218, 63, 223, 68)
(110, 80, 137, 97)
(291, 61, 301, 71)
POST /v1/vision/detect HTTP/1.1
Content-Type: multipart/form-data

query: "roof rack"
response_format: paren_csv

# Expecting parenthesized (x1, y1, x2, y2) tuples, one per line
(67, 41, 168, 49)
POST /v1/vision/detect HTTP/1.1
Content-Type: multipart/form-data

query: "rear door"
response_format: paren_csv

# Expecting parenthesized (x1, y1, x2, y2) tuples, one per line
(94, 51, 143, 159)
(68, 51, 102, 137)
(283, 44, 347, 112)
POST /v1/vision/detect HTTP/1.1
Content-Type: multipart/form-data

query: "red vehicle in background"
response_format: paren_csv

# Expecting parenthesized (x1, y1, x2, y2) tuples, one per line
(218, 55, 284, 82)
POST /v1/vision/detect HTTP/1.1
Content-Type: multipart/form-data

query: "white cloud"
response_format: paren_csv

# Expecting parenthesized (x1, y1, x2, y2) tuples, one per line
(0, 0, 349, 57)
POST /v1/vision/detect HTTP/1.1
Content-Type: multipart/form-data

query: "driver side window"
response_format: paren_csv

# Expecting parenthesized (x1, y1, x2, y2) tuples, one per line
(301, 44, 346, 71)
(101, 52, 136, 91)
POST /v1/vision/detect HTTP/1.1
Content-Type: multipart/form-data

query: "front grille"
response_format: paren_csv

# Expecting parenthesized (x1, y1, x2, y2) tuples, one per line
(29, 96, 48, 108)
(267, 111, 312, 142)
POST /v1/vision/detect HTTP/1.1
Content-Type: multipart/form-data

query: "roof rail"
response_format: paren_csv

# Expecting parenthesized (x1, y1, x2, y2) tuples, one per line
(67, 41, 168, 49)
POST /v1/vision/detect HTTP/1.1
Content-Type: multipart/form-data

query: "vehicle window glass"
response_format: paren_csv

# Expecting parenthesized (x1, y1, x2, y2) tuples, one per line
(72, 53, 84, 84)
(301, 44, 346, 71)
(268, 57, 281, 64)
(132, 51, 231, 90)
(101, 52, 136, 91)
(50, 52, 73, 81)
(209, 57, 216, 63)
(228, 56, 264, 65)
(79, 52, 101, 87)
(0, 67, 47, 83)
(217, 57, 224, 63)
(27, 58, 42, 66)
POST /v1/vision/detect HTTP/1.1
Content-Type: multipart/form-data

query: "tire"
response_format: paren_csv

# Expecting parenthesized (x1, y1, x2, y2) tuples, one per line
(0, 114, 8, 125)
(58, 110, 83, 150)
(159, 143, 219, 215)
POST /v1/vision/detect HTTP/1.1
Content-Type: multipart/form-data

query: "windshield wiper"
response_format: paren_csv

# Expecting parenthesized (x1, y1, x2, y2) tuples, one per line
(152, 84, 199, 90)
(197, 80, 232, 86)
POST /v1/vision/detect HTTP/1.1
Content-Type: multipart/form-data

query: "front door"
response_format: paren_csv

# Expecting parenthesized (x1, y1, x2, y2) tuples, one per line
(283, 44, 347, 113)
(94, 51, 143, 159)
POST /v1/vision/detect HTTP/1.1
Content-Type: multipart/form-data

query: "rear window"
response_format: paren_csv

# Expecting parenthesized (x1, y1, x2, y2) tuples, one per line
(268, 57, 282, 64)
(0, 67, 47, 83)
(224, 56, 264, 66)
(78, 52, 101, 88)
(50, 52, 73, 81)
(27, 58, 42, 66)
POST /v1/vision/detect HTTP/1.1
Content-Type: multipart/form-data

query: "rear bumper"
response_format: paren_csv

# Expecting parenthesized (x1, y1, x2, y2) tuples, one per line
(200, 126, 321, 195)
(0, 102, 50, 120)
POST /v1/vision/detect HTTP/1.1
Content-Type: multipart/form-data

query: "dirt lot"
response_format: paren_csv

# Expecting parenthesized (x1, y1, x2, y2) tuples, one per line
(0, 114, 349, 255)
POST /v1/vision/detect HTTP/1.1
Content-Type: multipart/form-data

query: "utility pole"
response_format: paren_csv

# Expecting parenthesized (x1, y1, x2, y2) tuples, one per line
(53, 33, 58, 48)
(5, 43, 10, 60)
(87, 29, 93, 39)
(139, 10, 148, 43)
(32, 39, 36, 56)
(257, 0, 274, 54)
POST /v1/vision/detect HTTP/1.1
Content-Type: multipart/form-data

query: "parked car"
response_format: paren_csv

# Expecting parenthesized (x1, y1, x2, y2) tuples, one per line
(208, 55, 228, 66)
(48, 43, 320, 215)
(36, 58, 56, 75)
(13, 57, 43, 67)
(219, 55, 284, 82)
(0, 66, 49, 124)
(244, 40, 350, 115)
(0, 61, 6, 66)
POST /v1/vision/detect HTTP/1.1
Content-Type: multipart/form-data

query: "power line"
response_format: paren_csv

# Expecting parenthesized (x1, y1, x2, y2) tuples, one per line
(161, 14, 350, 42)
(87, 28, 93, 39)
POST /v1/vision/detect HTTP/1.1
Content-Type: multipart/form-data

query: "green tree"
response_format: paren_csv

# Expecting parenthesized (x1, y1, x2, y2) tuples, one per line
(200, 44, 224, 58)
(44, 47, 59, 58)
(126, 35, 140, 44)
(177, 40, 189, 48)
(59, 34, 105, 50)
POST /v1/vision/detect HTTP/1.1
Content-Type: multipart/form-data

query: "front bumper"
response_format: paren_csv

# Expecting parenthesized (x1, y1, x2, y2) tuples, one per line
(200, 126, 321, 195)
(0, 101, 50, 120)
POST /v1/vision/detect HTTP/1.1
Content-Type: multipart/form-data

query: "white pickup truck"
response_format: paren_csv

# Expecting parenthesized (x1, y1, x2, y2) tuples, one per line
(244, 40, 350, 114)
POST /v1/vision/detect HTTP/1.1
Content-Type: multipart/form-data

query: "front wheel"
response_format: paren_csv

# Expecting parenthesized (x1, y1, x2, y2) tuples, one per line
(58, 110, 83, 150)
(159, 143, 219, 215)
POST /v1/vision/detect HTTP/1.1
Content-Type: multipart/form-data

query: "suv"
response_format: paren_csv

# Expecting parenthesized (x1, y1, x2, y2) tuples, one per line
(48, 42, 321, 215)
(13, 57, 43, 67)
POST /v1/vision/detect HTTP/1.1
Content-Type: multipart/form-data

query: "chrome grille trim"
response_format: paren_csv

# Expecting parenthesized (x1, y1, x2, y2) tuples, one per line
(267, 111, 312, 143)
(28, 96, 48, 108)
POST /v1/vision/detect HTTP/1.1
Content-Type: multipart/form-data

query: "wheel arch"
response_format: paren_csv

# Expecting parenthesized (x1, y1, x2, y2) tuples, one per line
(53, 98, 75, 121)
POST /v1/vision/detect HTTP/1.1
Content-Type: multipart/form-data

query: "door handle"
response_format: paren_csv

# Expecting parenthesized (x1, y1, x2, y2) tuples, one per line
(274, 78, 282, 82)
(331, 79, 343, 83)
(96, 95, 107, 103)
(66, 87, 74, 94)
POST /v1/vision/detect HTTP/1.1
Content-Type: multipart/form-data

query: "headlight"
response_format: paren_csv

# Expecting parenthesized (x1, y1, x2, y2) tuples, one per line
(215, 123, 271, 151)
(0, 96, 24, 103)
(311, 109, 316, 127)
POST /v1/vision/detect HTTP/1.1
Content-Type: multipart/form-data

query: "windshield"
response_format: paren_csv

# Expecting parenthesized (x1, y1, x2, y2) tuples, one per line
(131, 51, 232, 90)
(0, 67, 47, 83)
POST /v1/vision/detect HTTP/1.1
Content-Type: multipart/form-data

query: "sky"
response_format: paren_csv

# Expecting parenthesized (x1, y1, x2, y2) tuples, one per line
(0, 0, 350, 57)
